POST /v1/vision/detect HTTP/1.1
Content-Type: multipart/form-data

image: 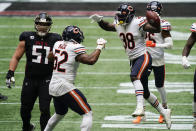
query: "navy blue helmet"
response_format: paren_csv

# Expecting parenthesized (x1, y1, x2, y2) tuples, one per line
(62, 25, 84, 43)
(116, 3, 135, 24)
(147, 1, 163, 15)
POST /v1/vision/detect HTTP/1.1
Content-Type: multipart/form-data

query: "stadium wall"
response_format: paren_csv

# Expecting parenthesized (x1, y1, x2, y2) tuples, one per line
(0, 2, 195, 17)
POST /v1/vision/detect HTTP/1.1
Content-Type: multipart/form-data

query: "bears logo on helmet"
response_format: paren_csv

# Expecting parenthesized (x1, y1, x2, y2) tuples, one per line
(115, 3, 135, 24)
(62, 25, 84, 44)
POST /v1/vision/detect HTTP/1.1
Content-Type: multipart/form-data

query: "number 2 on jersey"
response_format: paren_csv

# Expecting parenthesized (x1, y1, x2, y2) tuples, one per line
(120, 32, 135, 49)
(54, 49, 68, 73)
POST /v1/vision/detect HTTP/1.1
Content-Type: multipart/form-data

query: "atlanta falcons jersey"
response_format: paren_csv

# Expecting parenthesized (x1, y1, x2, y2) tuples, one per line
(19, 31, 62, 78)
(114, 16, 147, 60)
(146, 19, 171, 66)
(190, 23, 196, 32)
(49, 41, 86, 96)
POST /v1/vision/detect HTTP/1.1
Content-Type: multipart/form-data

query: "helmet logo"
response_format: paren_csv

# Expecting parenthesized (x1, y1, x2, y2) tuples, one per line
(127, 6, 133, 11)
(40, 18, 46, 22)
(73, 28, 79, 34)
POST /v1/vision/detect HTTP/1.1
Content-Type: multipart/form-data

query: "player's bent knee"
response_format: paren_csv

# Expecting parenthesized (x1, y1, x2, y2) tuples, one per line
(80, 111, 93, 131)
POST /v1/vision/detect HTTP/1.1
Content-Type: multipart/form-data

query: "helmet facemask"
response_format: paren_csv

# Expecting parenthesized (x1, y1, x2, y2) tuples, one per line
(146, 1, 163, 15)
(62, 25, 84, 44)
(34, 12, 53, 36)
(116, 4, 135, 25)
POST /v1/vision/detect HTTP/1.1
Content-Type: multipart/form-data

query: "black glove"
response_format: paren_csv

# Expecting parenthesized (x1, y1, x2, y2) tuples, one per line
(6, 70, 15, 88)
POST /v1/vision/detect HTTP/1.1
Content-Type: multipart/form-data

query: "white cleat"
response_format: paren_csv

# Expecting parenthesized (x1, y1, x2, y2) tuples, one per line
(191, 121, 196, 131)
(163, 109, 172, 129)
(132, 107, 145, 117)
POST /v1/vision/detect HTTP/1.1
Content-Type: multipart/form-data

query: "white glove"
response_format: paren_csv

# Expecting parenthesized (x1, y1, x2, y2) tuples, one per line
(89, 14, 103, 23)
(96, 38, 107, 50)
(182, 56, 191, 69)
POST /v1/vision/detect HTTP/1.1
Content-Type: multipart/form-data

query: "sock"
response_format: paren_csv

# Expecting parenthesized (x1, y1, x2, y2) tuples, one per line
(81, 111, 93, 131)
(133, 80, 144, 109)
(157, 87, 167, 108)
(44, 113, 64, 131)
(147, 93, 165, 115)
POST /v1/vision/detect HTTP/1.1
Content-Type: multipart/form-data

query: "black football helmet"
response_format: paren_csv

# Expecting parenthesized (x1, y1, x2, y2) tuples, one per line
(62, 25, 84, 44)
(146, 1, 163, 15)
(115, 3, 135, 24)
(34, 12, 53, 36)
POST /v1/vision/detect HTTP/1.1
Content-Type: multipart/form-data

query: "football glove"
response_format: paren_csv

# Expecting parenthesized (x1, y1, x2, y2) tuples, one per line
(182, 56, 191, 69)
(6, 70, 15, 88)
(89, 14, 103, 23)
(146, 41, 156, 47)
(96, 38, 107, 50)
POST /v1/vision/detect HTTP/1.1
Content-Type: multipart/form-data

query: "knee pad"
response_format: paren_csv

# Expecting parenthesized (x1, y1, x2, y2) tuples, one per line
(80, 111, 93, 131)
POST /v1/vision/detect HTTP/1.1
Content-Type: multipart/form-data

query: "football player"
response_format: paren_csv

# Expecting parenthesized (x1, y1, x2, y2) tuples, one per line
(133, 1, 173, 124)
(5, 12, 62, 131)
(182, 22, 196, 131)
(44, 25, 107, 131)
(90, 3, 171, 129)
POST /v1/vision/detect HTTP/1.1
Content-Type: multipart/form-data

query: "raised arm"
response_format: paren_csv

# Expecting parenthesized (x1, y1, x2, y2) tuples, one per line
(76, 38, 107, 65)
(90, 14, 116, 32)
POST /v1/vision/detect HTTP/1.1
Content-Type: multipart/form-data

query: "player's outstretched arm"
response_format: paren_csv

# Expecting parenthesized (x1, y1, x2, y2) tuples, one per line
(89, 14, 116, 32)
(146, 30, 173, 49)
(6, 41, 25, 88)
(76, 38, 107, 65)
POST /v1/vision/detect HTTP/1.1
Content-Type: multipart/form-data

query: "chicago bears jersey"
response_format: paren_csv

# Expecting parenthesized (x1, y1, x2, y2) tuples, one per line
(19, 31, 62, 78)
(190, 23, 196, 32)
(146, 19, 171, 66)
(49, 41, 86, 96)
(114, 16, 147, 60)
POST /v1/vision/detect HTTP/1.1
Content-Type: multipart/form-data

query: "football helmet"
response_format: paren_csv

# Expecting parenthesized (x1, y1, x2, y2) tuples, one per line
(62, 25, 84, 44)
(146, 1, 163, 15)
(34, 12, 53, 36)
(115, 3, 135, 24)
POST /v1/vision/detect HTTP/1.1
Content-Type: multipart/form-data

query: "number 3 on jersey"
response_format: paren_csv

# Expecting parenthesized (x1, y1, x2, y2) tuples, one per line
(54, 49, 68, 73)
(120, 32, 135, 49)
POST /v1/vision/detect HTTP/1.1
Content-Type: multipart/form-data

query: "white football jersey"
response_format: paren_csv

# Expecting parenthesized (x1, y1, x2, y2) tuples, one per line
(190, 23, 196, 32)
(49, 41, 86, 96)
(146, 19, 171, 66)
(114, 16, 147, 60)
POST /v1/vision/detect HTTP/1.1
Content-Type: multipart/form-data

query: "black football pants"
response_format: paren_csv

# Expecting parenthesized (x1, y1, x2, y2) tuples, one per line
(20, 76, 52, 131)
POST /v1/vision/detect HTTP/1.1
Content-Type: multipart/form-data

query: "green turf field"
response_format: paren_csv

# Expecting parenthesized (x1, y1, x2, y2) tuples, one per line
(0, 17, 195, 131)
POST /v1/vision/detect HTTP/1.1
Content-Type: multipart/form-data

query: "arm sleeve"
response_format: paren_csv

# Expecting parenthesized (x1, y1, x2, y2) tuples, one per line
(155, 37, 173, 49)
(73, 44, 87, 55)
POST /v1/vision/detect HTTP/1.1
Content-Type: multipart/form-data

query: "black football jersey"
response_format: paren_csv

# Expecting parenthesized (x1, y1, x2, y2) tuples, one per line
(19, 31, 62, 78)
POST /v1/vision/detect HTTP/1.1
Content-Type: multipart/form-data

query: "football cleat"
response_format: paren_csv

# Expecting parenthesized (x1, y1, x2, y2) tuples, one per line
(163, 109, 172, 129)
(191, 121, 196, 131)
(132, 115, 146, 124)
(159, 114, 165, 123)
(132, 107, 145, 117)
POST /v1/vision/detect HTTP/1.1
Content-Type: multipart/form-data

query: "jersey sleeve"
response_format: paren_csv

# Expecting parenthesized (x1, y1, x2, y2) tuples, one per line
(161, 20, 171, 31)
(19, 32, 28, 41)
(73, 44, 86, 55)
(137, 17, 147, 28)
(190, 23, 196, 32)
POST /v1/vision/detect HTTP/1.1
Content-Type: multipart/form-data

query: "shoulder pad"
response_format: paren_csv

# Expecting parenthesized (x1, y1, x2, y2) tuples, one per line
(136, 16, 147, 27)
(190, 23, 196, 32)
